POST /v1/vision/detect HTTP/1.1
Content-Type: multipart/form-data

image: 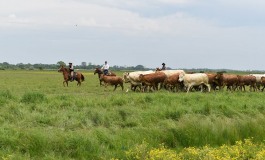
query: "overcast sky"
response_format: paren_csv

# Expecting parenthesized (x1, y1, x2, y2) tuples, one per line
(1, 0, 265, 70)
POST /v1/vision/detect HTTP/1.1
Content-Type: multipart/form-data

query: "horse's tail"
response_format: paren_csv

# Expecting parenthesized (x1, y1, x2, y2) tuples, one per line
(81, 74, 85, 81)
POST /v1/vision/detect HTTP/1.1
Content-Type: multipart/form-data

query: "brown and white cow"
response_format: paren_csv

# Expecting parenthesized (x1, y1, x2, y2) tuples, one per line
(100, 75, 124, 91)
(139, 72, 167, 92)
(178, 73, 211, 92)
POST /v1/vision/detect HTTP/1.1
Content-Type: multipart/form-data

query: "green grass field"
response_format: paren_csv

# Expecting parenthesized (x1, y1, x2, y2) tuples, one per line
(1, 70, 265, 159)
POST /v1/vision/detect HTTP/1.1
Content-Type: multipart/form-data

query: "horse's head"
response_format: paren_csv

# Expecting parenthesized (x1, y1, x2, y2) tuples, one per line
(58, 65, 64, 72)
(94, 68, 102, 75)
(58, 65, 67, 72)
(156, 68, 162, 72)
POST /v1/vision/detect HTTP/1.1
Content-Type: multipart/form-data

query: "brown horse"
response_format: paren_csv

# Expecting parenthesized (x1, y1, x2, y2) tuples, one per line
(94, 68, 116, 86)
(58, 65, 85, 87)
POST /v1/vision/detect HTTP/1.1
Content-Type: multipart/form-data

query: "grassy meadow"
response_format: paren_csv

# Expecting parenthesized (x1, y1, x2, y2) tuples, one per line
(1, 70, 265, 159)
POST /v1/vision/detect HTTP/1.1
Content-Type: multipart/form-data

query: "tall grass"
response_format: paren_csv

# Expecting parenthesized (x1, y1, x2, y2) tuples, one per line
(0, 70, 265, 159)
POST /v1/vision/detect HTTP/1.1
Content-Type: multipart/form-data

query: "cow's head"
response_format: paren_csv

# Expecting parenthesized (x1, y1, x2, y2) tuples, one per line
(178, 73, 185, 82)
(123, 72, 130, 83)
(139, 74, 144, 81)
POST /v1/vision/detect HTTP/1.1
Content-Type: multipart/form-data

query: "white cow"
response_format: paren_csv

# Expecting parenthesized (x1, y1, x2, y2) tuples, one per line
(249, 74, 265, 82)
(157, 70, 185, 77)
(123, 70, 155, 91)
(178, 73, 211, 92)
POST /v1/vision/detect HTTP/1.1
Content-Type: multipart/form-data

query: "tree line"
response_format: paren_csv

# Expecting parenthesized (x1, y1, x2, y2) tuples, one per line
(0, 61, 152, 71)
(1, 61, 264, 74)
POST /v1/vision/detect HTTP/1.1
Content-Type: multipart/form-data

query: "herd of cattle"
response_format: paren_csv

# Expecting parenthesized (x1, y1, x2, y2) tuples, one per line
(96, 69, 265, 92)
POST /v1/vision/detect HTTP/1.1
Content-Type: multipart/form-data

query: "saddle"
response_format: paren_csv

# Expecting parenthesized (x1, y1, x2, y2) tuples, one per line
(69, 72, 77, 81)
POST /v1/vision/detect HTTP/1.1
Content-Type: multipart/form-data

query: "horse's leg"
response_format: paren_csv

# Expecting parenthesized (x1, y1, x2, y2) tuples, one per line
(63, 80, 68, 87)
(77, 80, 81, 86)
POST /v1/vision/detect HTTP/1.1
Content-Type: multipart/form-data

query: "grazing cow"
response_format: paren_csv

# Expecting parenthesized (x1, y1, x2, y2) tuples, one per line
(123, 70, 155, 91)
(100, 75, 124, 91)
(139, 72, 167, 92)
(237, 75, 257, 91)
(178, 73, 211, 92)
(249, 74, 265, 90)
(216, 73, 238, 91)
(163, 73, 184, 92)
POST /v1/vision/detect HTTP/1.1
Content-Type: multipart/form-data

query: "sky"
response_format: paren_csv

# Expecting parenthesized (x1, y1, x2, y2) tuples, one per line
(1, 0, 265, 70)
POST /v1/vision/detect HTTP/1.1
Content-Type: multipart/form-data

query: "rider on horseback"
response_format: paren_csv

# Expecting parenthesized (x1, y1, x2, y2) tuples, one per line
(101, 61, 109, 75)
(161, 63, 166, 70)
(69, 62, 74, 81)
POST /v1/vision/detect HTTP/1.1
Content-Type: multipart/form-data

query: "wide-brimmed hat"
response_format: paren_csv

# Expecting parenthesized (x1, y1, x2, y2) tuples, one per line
(162, 63, 165, 65)
(69, 62, 72, 64)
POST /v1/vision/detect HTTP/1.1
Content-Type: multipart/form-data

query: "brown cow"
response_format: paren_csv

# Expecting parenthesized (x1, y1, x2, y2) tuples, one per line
(206, 73, 220, 91)
(216, 73, 238, 91)
(163, 73, 184, 92)
(237, 75, 257, 91)
(139, 72, 167, 92)
(100, 75, 124, 91)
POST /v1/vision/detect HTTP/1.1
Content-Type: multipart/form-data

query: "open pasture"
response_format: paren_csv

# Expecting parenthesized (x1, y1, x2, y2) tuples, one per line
(1, 70, 265, 159)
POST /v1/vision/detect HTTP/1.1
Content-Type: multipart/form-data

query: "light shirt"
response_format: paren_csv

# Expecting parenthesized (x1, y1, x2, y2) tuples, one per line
(69, 65, 74, 70)
(102, 64, 109, 70)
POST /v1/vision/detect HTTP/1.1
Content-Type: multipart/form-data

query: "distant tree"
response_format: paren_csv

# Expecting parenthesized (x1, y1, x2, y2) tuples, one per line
(135, 65, 145, 70)
(57, 61, 65, 66)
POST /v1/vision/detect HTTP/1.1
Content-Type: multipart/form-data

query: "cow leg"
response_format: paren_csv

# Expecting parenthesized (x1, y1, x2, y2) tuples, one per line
(261, 85, 265, 92)
(187, 84, 192, 93)
(121, 83, 124, 90)
(114, 85, 117, 91)
(206, 84, 211, 92)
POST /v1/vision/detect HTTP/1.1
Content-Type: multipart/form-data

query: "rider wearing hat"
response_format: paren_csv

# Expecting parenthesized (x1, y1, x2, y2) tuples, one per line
(69, 62, 74, 81)
(161, 63, 166, 70)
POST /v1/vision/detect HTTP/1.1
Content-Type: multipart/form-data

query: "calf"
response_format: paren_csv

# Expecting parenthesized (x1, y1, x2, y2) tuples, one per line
(100, 75, 124, 91)
(139, 72, 167, 92)
(178, 73, 211, 92)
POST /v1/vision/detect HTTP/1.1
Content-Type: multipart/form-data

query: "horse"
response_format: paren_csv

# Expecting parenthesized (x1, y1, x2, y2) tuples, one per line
(58, 65, 85, 87)
(94, 68, 116, 86)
